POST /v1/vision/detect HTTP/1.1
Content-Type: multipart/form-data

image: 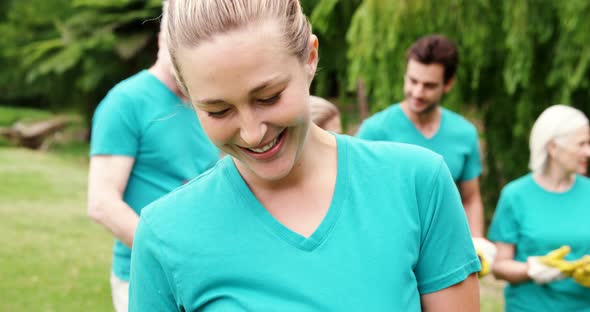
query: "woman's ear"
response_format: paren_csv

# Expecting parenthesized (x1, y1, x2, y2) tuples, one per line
(306, 35, 319, 79)
(546, 140, 557, 158)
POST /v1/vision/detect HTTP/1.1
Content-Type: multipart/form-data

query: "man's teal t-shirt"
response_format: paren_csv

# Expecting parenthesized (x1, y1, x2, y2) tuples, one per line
(356, 103, 481, 183)
(129, 134, 480, 311)
(488, 174, 590, 312)
(90, 70, 219, 281)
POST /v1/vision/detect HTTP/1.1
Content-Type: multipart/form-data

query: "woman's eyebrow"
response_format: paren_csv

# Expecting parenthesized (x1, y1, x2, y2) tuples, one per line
(248, 75, 291, 95)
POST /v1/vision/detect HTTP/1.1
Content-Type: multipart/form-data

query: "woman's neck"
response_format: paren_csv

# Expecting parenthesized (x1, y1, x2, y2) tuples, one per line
(241, 125, 336, 192)
(534, 165, 575, 192)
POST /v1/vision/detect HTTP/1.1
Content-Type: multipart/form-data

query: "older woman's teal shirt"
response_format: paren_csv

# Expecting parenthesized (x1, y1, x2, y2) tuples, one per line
(489, 174, 590, 312)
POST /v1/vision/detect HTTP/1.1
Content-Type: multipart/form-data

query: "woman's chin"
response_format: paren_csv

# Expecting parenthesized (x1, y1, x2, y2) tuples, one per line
(250, 163, 294, 182)
(235, 153, 295, 183)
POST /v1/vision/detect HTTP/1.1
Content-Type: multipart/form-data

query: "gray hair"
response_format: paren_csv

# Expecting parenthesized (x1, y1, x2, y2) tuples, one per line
(310, 96, 339, 129)
(529, 104, 589, 173)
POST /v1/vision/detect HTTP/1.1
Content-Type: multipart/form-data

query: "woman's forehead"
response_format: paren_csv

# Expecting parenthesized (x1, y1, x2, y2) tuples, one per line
(176, 24, 303, 101)
(557, 125, 590, 143)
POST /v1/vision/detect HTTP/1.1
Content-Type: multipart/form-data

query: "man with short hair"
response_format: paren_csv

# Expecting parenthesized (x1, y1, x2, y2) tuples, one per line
(87, 3, 219, 311)
(357, 34, 494, 272)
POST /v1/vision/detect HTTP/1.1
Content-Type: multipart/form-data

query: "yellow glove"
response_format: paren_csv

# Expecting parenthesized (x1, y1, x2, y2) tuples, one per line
(572, 256, 590, 287)
(473, 237, 496, 278)
(476, 249, 491, 277)
(539, 246, 590, 287)
(539, 246, 577, 276)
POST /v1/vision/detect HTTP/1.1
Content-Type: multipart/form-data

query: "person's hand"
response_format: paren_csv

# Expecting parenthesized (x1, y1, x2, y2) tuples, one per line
(572, 256, 590, 287)
(472, 237, 496, 278)
(537, 246, 590, 287)
(538, 246, 577, 276)
(527, 256, 566, 284)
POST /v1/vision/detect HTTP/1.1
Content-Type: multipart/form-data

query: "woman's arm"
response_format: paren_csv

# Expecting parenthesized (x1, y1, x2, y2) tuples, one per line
(491, 242, 530, 284)
(420, 274, 480, 311)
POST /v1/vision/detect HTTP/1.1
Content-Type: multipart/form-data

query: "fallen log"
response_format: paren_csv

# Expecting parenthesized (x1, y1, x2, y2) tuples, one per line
(0, 116, 72, 149)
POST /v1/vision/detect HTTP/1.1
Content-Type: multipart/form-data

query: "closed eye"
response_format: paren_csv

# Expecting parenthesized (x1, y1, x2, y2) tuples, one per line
(207, 108, 230, 118)
(258, 93, 281, 105)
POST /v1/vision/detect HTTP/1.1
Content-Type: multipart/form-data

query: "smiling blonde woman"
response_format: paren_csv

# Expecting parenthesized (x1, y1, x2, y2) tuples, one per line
(128, 1, 481, 311)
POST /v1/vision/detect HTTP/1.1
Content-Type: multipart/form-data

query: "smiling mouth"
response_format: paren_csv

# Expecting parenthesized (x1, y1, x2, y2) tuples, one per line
(245, 129, 286, 154)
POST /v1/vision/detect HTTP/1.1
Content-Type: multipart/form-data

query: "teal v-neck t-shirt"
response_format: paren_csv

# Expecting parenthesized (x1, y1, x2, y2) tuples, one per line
(488, 174, 590, 312)
(129, 134, 479, 311)
(357, 103, 481, 183)
(90, 70, 219, 281)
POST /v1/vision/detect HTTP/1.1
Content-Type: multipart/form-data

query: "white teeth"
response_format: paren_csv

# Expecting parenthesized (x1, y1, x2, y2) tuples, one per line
(249, 136, 279, 153)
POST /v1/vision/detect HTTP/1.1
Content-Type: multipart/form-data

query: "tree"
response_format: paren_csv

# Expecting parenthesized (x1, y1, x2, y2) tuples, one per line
(345, 0, 590, 220)
(0, 0, 162, 124)
(2, 0, 589, 220)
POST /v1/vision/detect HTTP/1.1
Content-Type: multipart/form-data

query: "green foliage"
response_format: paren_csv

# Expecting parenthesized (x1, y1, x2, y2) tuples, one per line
(0, 0, 161, 120)
(1, 0, 589, 223)
(345, 0, 590, 220)
(303, 0, 362, 99)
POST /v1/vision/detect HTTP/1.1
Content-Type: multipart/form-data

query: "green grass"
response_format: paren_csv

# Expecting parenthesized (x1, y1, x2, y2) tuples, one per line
(0, 105, 54, 127)
(480, 276, 505, 312)
(0, 146, 113, 311)
(0, 143, 505, 311)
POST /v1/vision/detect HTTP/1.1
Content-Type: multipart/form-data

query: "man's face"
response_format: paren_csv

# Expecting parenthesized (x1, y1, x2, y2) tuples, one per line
(403, 59, 454, 115)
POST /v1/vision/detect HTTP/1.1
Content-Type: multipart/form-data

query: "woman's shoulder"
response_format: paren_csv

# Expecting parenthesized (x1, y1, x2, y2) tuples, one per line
(139, 157, 231, 228)
(576, 174, 590, 183)
(500, 173, 534, 195)
(575, 174, 590, 189)
(339, 134, 445, 177)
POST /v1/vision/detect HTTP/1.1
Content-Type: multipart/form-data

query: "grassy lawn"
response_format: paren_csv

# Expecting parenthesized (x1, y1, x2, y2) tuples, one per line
(0, 144, 505, 311)
(0, 146, 113, 311)
(480, 276, 505, 312)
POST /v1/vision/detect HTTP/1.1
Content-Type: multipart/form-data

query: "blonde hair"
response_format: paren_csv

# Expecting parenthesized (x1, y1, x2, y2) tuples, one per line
(310, 96, 340, 130)
(529, 104, 589, 174)
(160, 1, 169, 36)
(164, 0, 312, 95)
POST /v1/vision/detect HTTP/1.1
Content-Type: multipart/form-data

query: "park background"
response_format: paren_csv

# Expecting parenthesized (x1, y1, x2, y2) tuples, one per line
(1, 0, 589, 310)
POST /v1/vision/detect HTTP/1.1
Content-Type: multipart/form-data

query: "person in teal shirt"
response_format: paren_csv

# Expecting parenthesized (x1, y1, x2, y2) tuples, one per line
(488, 105, 590, 311)
(356, 35, 493, 273)
(129, 1, 480, 311)
(357, 104, 480, 184)
(87, 4, 219, 311)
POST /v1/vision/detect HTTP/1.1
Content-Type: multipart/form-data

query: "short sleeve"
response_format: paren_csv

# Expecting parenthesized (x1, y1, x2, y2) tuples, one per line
(90, 90, 140, 157)
(460, 128, 482, 182)
(129, 216, 180, 311)
(487, 188, 519, 244)
(415, 160, 481, 294)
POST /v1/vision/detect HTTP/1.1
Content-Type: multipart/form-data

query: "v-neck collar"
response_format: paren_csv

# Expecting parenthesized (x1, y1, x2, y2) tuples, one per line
(397, 104, 445, 141)
(223, 133, 348, 251)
